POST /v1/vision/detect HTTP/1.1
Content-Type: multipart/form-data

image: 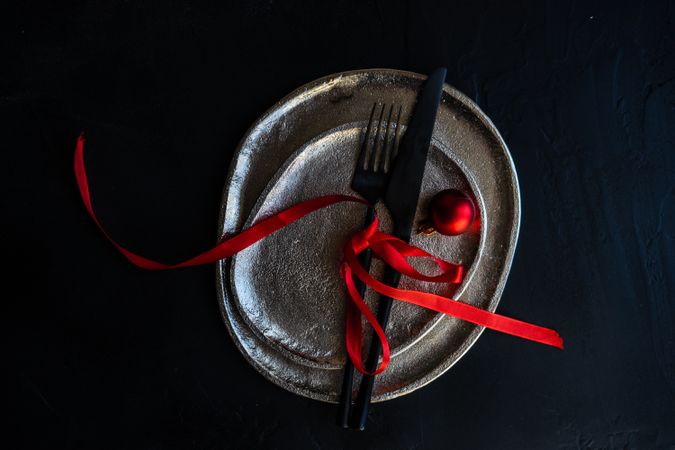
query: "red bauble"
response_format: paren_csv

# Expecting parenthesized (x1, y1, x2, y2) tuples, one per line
(428, 189, 475, 236)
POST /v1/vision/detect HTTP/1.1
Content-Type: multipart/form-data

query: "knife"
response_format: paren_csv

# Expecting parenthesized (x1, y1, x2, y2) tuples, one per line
(350, 67, 447, 430)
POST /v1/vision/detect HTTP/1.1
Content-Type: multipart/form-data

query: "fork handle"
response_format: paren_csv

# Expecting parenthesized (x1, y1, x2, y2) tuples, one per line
(350, 264, 401, 430)
(336, 207, 376, 427)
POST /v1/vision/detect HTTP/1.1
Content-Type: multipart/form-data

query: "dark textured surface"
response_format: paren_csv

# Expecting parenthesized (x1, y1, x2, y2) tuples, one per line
(6, 0, 675, 448)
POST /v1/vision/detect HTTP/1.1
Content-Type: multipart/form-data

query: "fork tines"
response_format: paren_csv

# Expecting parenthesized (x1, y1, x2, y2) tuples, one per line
(358, 103, 403, 174)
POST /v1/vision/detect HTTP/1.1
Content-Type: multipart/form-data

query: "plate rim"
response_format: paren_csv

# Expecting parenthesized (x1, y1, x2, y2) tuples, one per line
(215, 68, 521, 402)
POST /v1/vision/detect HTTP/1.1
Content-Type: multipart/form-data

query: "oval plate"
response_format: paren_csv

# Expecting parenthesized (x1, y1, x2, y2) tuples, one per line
(217, 69, 520, 403)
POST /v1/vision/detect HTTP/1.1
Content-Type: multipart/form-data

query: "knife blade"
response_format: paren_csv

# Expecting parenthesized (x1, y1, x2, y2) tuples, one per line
(350, 67, 447, 430)
(385, 67, 447, 240)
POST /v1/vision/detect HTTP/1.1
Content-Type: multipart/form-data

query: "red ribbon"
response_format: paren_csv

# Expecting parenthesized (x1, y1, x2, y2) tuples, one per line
(75, 135, 563, 375)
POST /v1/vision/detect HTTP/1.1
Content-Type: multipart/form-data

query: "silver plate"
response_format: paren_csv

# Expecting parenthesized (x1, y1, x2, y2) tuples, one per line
(216, 69, 520, 403)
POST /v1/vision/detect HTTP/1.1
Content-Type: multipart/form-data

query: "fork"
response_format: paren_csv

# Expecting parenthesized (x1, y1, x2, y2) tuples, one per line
(336, 102, 402, 428)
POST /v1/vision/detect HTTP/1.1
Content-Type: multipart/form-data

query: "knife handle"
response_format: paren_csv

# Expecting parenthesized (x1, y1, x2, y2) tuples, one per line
(336, 207, 376, 427)
(351, 264, 401, 430)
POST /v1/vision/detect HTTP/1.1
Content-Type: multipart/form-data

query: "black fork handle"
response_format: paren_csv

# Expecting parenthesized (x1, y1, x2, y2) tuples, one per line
(336, 207, 376, 427)
(350, 264, 401, 430)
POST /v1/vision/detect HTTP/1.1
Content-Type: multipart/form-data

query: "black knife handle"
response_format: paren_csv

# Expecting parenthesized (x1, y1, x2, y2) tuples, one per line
(350, 264, 401, 430)
(336, 207, 376, 427)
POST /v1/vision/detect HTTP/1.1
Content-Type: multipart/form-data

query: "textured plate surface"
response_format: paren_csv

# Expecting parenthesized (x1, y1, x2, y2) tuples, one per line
(216, 69, 520, 403)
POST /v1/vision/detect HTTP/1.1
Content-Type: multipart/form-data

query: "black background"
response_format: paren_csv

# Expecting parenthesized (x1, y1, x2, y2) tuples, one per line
(7, 0, 675, 448)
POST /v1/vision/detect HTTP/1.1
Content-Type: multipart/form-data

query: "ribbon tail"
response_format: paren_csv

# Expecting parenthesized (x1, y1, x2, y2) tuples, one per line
(75, 134, 368, 269)
(342, 263, 390, 375)
(343, 237, 563, 350)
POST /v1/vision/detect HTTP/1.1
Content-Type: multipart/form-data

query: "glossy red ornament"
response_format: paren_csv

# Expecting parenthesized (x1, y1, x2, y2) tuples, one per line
(427, 189, 475, 236)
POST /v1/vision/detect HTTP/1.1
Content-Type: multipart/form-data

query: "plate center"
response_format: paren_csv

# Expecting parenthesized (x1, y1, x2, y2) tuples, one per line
(230, 124, 480, 368)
